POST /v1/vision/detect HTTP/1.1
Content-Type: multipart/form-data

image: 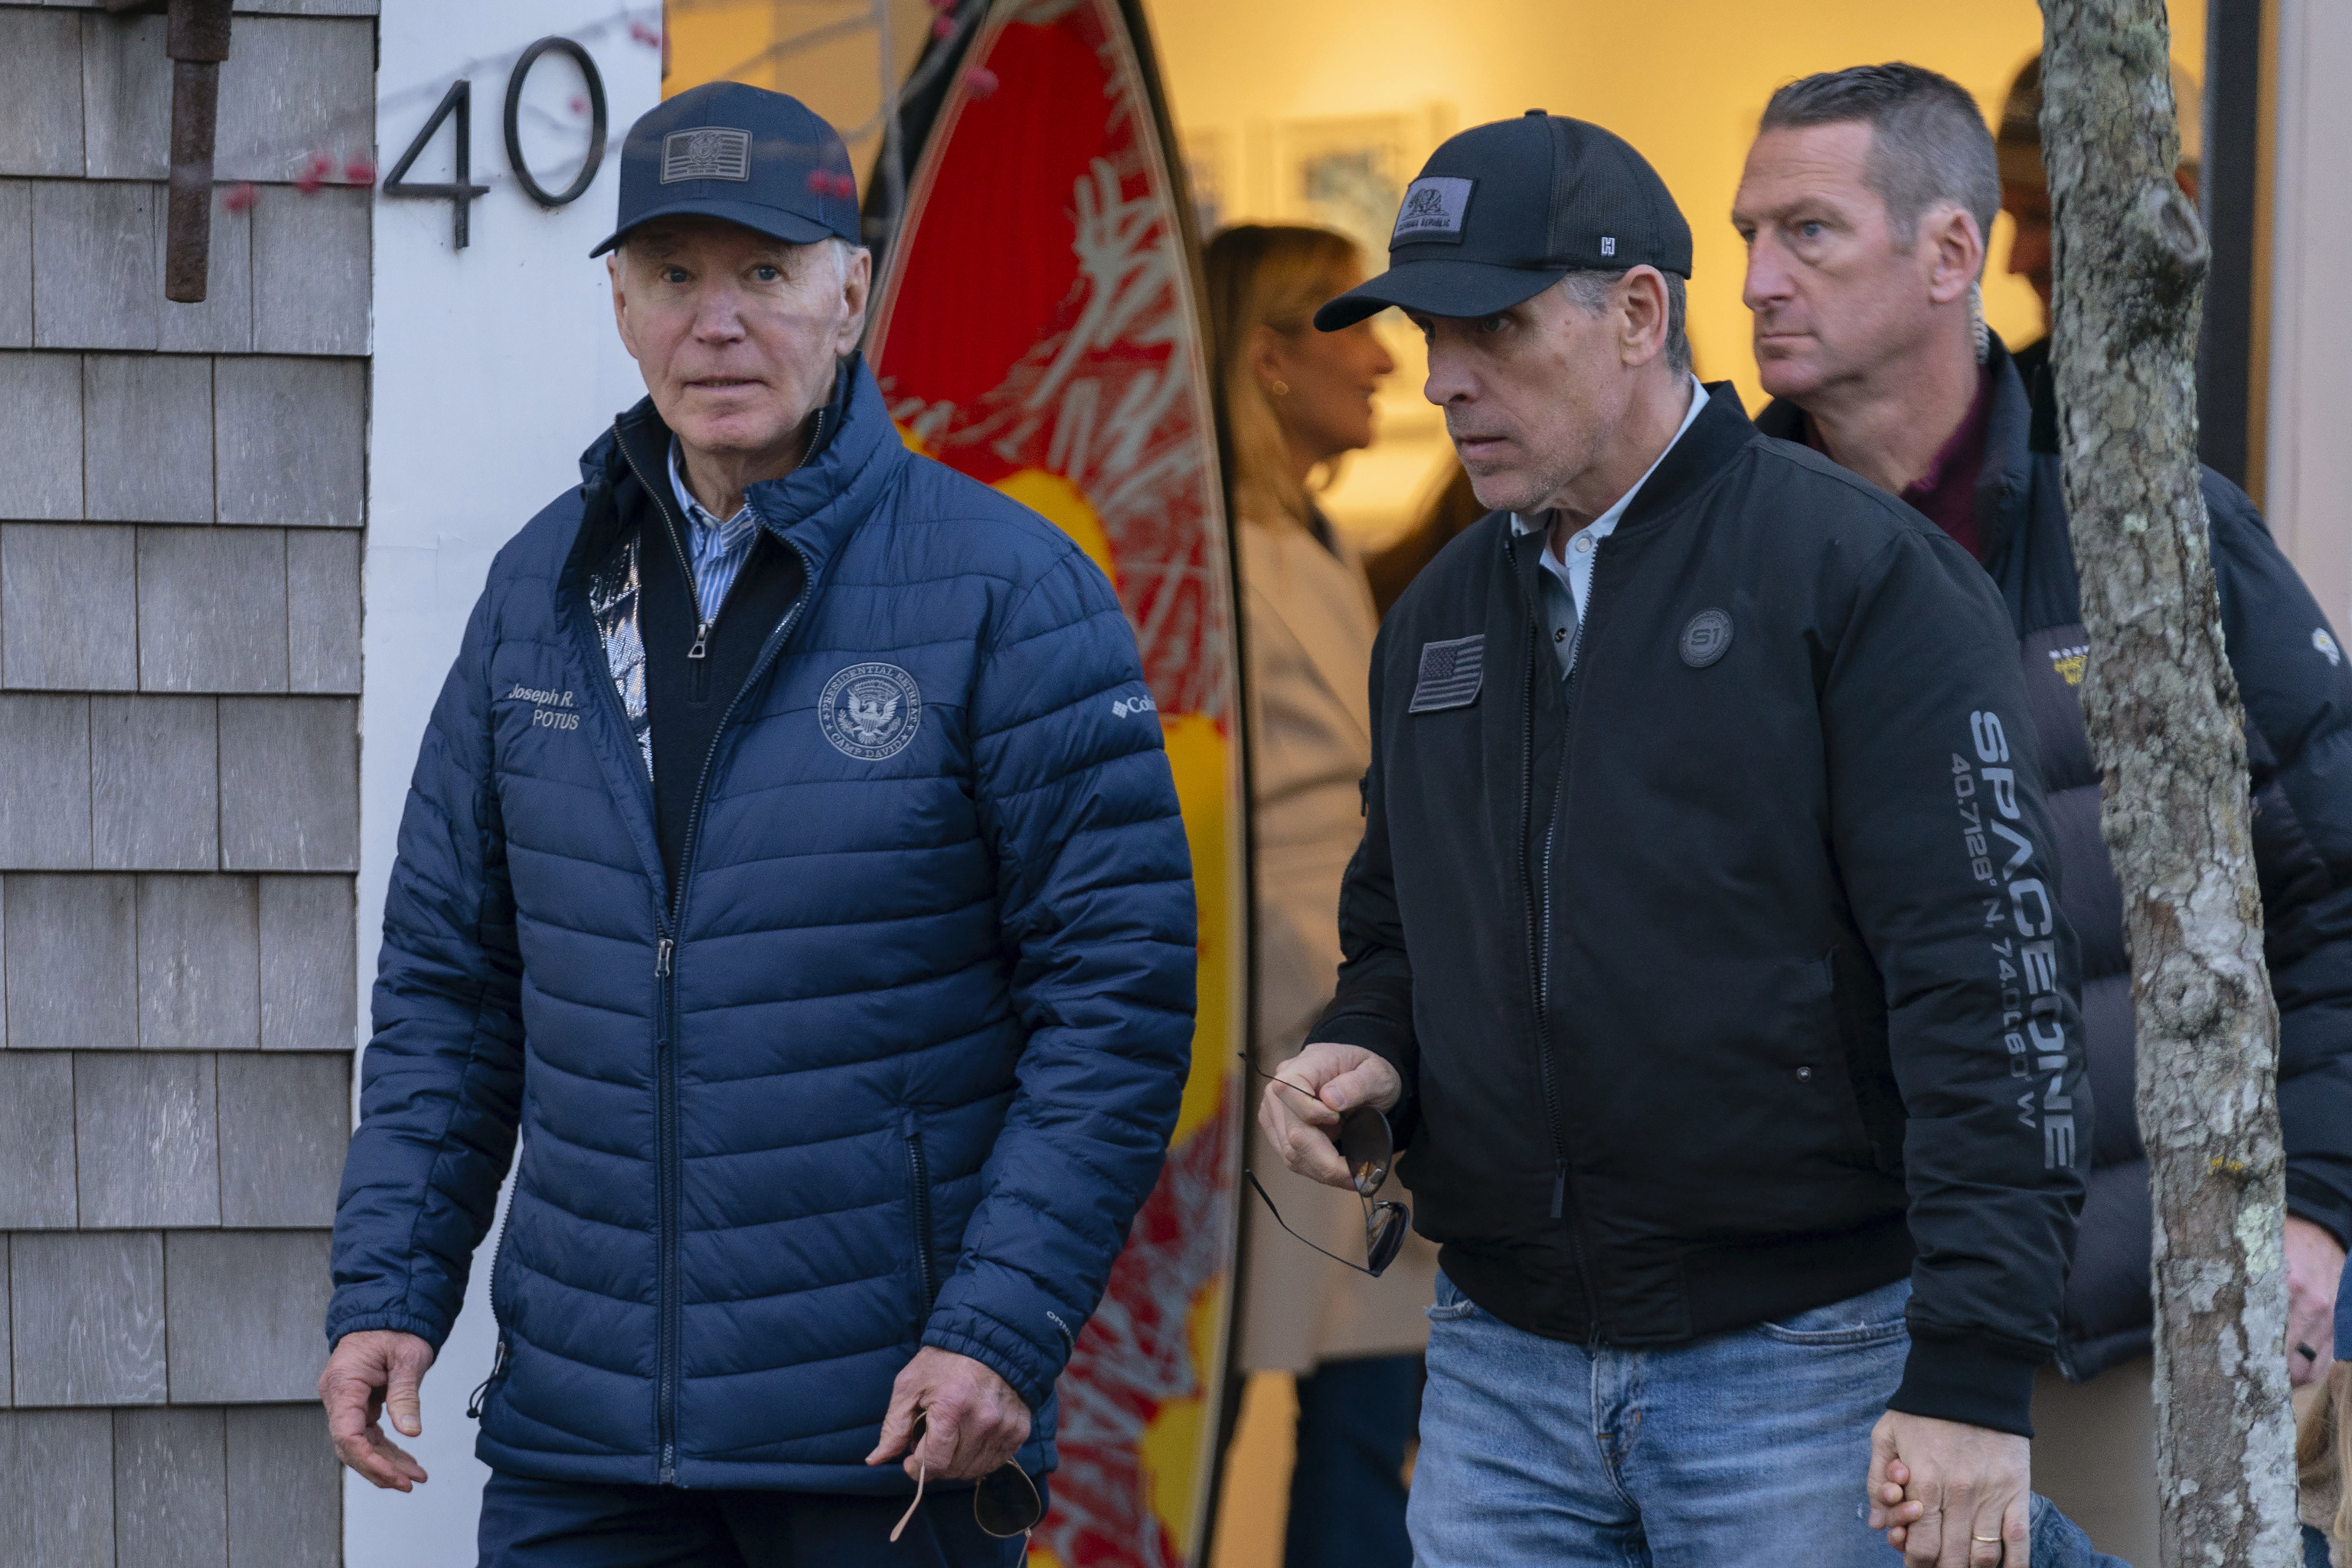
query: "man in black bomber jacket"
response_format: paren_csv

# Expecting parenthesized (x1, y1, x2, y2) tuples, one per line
(1260, 113, 2089, 1566)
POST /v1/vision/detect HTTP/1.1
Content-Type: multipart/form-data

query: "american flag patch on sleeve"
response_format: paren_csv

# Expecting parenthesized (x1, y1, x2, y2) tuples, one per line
(1408, 634, 1486, 713)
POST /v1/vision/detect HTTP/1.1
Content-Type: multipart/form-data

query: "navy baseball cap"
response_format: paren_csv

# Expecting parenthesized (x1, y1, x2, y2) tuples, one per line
(1315, 112, 1692, 330)
(590, 82, 861, 257)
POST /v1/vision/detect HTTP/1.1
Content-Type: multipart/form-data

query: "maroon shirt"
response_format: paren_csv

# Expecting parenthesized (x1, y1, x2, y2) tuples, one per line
(1805, 367, 1996, 560)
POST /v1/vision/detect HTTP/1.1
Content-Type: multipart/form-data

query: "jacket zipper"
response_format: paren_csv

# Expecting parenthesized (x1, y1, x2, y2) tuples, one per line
(466, 1338, 508, 1419)
(625, 410, 827, 704)
(606, 414, 825, 1486)
(469, 1161, 520, 1419)
(1508, 529, 1599, 1335)
(622, 419, 714, 703)
(645, 565, 812, 1485)
(613, 428, 693, 1484)
(557, 586, 681, 1474)
(1554, 540, 1603, 1338)
(905, 1129, 941, 1312)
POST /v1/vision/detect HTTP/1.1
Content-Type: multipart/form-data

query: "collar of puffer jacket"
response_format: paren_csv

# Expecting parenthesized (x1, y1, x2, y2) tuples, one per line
(570, 352, 904, 598)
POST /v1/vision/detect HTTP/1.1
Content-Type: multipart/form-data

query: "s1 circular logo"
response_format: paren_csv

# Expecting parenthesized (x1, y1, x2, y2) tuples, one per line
(1679, 608, 1733, 669)
(818, 662, 923, 761)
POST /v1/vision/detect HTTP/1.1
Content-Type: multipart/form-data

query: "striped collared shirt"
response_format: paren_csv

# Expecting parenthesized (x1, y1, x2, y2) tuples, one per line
(666, 438, 761, 628)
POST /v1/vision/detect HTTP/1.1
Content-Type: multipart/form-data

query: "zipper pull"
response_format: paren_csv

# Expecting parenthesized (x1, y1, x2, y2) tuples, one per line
(655, 938, 674, 978)
(466, 1341, 508, 1419)
(688, 622, 710, 660)
(1551, 1161, 1567, 1220)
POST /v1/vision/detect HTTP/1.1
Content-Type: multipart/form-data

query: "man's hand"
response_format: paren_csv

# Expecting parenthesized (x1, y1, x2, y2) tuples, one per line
(865, 1348, 1031, 1481)
(2286, 1215, 2346, 1387)
(1256, 1042, 1403, 1191)
(318, 1330, 436, 1492)
(1867, 1410, 2029, 1566)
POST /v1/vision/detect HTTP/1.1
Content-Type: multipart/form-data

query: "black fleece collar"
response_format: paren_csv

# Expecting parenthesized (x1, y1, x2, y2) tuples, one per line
(1970, 335, 2037, 572)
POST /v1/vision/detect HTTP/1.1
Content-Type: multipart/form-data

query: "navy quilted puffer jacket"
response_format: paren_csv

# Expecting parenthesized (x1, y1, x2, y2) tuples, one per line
(327, 359, 1196, 1491)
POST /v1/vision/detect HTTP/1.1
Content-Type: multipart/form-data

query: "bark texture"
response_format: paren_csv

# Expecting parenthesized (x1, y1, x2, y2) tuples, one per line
(2040, 4, 2299, 1563)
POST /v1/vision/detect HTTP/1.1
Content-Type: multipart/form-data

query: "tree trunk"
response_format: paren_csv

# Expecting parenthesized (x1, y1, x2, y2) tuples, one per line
(2038, 4, 2300, 1563)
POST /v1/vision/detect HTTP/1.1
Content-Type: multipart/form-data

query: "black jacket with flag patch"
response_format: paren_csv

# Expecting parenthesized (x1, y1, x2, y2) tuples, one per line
(1762, 338, 2352, 1381)
(1317, 382, 2089, 1438)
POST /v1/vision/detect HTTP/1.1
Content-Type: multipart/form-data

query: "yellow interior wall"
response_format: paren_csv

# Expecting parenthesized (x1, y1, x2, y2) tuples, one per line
(665, 1, 2206, 545)
(1145, 0, 2205, 542)
(1142, 0, 2207, 399)
(663, 0, 934, 175)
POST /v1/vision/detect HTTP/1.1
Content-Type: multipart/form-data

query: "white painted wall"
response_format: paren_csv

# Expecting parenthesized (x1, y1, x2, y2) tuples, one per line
(354, 5, 659, 1561)
(2266, 0, 2352, 632)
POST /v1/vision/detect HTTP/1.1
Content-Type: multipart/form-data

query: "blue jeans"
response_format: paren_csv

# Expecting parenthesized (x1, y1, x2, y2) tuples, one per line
(1410, 1270, 2131, 1567)
(476, 1471, 1035, 1568)
(2030, 1495, 2134, 1566)
(1286, 1354, 1419, 1568)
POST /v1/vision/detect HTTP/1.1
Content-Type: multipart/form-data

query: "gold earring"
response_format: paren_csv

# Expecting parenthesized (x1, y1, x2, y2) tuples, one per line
(1269, 380, 1289, 397)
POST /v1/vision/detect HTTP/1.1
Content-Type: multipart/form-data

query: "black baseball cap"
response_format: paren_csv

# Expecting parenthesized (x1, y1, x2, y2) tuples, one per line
(1315, 111, 1693, 330)
(590, 82, 861, 257)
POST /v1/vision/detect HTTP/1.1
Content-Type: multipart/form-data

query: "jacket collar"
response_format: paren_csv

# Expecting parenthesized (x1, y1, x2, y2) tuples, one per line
(1609, 380, 1759, 537)
(1749, 338, 2037, 567)
(1495, 381, 1753, 635)
(570, 352, 902, 593)
(1971, 334, 2035, 568)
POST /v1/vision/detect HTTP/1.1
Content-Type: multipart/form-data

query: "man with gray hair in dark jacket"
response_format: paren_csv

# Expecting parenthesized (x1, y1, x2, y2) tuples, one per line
(1738, 61, 2352, 1566)
(1260, 109, 2093, 1568)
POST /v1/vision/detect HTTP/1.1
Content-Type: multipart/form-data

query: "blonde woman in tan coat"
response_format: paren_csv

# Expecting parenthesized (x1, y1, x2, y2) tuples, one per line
(1205, 225, 1439, 1568)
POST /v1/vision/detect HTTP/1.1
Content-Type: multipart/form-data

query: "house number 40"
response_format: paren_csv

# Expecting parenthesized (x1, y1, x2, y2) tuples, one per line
(382, 35, 611, 248)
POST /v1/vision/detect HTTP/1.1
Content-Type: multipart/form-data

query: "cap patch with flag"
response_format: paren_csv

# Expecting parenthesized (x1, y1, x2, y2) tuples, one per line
(1315, 111, 1693, 332)
(662, 127, 752, 183)
(1409, 635, 1486, 713)
(591, 80, 862, 256)
(1393, 177, 1475, 243)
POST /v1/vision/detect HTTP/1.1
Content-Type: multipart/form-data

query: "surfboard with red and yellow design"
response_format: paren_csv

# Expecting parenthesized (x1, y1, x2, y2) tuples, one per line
(864, 2, 1245, 1563)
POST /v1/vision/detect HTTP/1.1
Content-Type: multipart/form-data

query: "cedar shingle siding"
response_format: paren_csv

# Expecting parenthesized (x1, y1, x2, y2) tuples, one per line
(0, 2, 372, 1558)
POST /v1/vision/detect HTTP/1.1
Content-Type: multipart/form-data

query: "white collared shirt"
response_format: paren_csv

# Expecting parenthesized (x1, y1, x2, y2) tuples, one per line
(1511, 373, 1710, 679)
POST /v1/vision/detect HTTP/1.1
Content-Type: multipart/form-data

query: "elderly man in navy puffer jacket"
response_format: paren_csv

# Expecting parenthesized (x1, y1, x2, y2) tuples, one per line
(319, 84, 1195, 1567)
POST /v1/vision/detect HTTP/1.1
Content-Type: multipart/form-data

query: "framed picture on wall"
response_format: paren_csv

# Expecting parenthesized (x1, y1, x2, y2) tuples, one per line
(1182, 125, 1232, 237)
(1275, 104, 1455, 260)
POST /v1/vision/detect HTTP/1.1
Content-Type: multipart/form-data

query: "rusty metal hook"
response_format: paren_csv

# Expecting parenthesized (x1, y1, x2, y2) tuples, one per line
(100, 0, 233, 302)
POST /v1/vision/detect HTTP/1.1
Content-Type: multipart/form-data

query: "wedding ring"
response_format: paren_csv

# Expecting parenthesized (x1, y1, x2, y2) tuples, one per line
(1972, 1534, 2003, 1544)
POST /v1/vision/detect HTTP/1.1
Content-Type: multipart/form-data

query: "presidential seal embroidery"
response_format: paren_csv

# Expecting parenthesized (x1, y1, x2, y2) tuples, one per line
(819, 662, 923, 760)
(1679, 609, 1733, 668)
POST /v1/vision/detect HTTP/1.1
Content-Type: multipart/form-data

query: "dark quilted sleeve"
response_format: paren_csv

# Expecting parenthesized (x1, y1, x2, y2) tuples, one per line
(2208, 471, 2352, 1246)
(326, 585, 526, 1350)
(923, 549, 1197, 1407)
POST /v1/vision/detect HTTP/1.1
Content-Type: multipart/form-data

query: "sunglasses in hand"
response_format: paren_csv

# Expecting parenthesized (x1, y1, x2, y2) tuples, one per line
(885, 1410, 1044, 1546)
(1243, 1055, 1413, 1278)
